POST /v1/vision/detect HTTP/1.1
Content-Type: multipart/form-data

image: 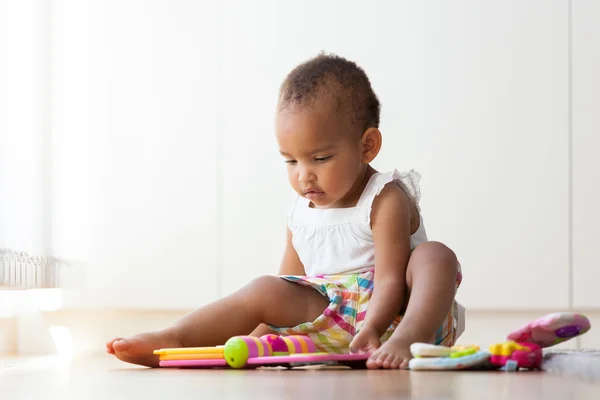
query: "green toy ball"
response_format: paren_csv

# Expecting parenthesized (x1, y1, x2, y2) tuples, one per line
(223, 337, 251, 368)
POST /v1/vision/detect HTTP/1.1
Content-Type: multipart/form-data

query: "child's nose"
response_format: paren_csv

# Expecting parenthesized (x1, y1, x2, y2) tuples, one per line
(298, 167, 316, 183)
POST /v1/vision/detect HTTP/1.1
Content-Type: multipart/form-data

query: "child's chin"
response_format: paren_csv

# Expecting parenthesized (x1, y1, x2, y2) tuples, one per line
(310, 197, 333, 208)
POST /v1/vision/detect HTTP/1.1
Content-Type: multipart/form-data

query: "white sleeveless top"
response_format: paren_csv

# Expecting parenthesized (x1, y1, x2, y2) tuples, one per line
(287, 169, 428, 276)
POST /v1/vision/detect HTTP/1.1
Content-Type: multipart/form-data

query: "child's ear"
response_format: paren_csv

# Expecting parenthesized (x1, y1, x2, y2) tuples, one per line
(360, 127, 382, 164)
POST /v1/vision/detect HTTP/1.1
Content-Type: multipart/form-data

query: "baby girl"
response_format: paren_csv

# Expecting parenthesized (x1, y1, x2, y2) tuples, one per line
(107, 53, 464, 369)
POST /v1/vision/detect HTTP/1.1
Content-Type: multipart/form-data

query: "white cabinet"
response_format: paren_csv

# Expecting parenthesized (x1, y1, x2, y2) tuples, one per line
(572, 0, 600, 308)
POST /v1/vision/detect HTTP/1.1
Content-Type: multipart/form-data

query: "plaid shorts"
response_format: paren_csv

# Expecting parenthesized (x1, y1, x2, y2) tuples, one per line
(269, 269, 463, 354)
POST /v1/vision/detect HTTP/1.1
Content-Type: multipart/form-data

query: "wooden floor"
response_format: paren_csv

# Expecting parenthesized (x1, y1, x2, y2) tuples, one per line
(2, 356, 600, 399)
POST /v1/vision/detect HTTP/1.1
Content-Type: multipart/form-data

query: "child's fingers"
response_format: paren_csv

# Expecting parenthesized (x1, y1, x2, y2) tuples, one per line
(368, 337, 382, 350)
(349, 336, 368, 353)
(349, 339, 361, 353)
(349, 332, 380, 353)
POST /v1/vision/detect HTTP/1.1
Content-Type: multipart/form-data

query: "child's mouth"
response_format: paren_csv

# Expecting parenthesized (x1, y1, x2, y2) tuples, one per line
(304, 191, 325, 200)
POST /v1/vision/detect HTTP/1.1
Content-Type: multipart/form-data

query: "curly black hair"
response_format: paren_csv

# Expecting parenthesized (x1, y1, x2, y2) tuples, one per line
(278, 52, 381, 134)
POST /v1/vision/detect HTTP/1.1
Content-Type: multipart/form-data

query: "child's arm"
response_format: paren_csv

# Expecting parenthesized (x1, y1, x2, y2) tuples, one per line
(350, 184, 413, 351)
(277, 227, 307, 276)
(250, 227, 306, 337)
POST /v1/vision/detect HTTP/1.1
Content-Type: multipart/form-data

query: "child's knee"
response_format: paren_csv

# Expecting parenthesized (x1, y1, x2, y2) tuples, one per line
(248, 275, 284, 294)
(245, 275, 290, 306)
(245, 275, 327, 326)
(407, 241, 459, 286)
(414, 241, 457, 270)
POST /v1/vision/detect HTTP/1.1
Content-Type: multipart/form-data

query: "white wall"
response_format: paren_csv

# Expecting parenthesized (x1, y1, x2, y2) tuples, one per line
(218, 0, 574, 310)
(0, 0, 51, 255)
(1, 0, 598, 313)
(419, 1, 570, 309)
(572, 0, 600, 309)
(49, 0, 219, 309)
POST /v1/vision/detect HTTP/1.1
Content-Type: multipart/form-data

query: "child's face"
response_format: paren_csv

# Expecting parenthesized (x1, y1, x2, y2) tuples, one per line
(275, 106, 366, 209)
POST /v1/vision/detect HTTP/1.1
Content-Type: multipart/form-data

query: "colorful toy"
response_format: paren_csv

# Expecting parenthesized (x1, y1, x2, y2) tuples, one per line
(506, 312, 590, 348)
(408, 312, 591, 372)
(409, 343, 454, 358)
(408, 343, 491, 370)
(410, 343, 481, 358)
(488, 341, 542, 370)
(155, 334, 370, 369)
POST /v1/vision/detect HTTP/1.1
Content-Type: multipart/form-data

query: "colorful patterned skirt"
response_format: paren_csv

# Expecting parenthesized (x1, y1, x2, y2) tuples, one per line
(269, 269, 464, 354)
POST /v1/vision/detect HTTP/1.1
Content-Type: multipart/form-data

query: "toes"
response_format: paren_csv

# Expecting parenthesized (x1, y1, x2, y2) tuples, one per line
(112, 338, 131, 352)
(381, 353, 394, 368)
(377, 348, 397, 368)
(106, 338, 122, 354)
(399, 359, 410, 369)
(366, 358, 380, 369)
(366, 350, 383, 369)
(366, 343, 412, 369)
(374, 351, 388, 368)
(372, 350, 386, 365)
(390, 354, 405, 369)
(104, 332, 177, 367)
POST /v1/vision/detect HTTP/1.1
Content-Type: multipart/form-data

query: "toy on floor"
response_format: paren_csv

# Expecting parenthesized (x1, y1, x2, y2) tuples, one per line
(155, 334, 370, 369)
(408, 343, 492, 370)
(408, 312, 591, 372)
(488, 341, 542, 370)
(506, 312, 591, 347)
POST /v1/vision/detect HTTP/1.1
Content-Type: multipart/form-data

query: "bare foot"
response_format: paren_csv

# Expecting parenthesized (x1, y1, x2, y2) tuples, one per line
(106, 329, 184, 367)
(366, 321, 437, 370)
(366, 335, 414, 369)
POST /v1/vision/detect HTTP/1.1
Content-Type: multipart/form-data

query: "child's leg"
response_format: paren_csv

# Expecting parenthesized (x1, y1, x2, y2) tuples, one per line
(366, 241, 459, 369)
(106, 276, 329, 367)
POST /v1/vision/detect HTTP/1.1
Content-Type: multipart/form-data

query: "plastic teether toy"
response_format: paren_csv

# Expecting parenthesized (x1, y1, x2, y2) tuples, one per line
(155, 335, 370, 369)
(507, 312, 591, 348)
(408, 343, 491, 370)
(408, 343, 490, 370)
(410, 343, 454, 358)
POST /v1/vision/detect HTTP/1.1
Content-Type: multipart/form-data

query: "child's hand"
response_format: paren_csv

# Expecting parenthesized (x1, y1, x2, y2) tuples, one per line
(349, 325, 382, 354)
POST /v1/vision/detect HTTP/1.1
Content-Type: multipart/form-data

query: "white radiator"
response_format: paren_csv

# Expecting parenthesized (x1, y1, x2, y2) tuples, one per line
(0, 249, 66, 355)
(0, 249, 63, 289)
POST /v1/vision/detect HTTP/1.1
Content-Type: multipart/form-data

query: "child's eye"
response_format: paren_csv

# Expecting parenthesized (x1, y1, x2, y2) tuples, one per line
(284, 159, 297, 165)
(315, 156, 332, 162)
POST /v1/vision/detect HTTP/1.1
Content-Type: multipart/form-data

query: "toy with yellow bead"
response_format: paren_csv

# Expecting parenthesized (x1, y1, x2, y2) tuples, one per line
(154, 334, 370, 369)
